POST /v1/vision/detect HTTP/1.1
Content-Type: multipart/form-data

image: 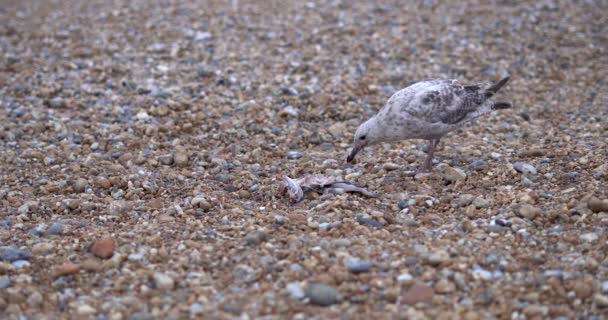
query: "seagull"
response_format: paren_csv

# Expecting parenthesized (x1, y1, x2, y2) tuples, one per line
(346, 76, 511, 173)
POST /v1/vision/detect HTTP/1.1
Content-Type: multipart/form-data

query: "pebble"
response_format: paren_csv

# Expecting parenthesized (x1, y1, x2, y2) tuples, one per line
(0, 246, 32, 262)
(383, 163, 400, 171)
(52, 263, 80, 278)
(402, 283, 434, 305)
(90, 238, 116, 259)
(12, 260, 31, 269)
(457, 194, 475, 207)
(48, 97, 66, 108)
(345, 257, 372, 273)
(98, 177, 112, 189)
(191, 197, 212, 211)
(159, 154, 174, 165)
(469, 159, 488, 171)
(46, 223, 64, 235)
(519, 205, 541, 220)
(244, 230, 267, 246)
(473, 197, 492, 209)
(286, 282, 306, 300)
(305, 283, 342, 306)
(601, 281, 608, 293)
(595, 294, 608, 308)
(274, 215, 286, 224)
(580, 233, 599, 242)
(472, 267, 494, 281)
(443, 166, 466, 182)
(513, 162, 537, 175)
(174, 152, 189, 166)
(76, 304, 96, 315)
(153, 272, 175, 290)
(232, 264, 258, 285)
(287, 151, 305, 159)
(427, 250, 450, 266)
(435, 279, 456, 294)
(588, 198, 608, 213)
(73, 178, 88, 193)
(0, 277, 10, 289)
(397, 273, 413, 283)
(215, 173, 233, 183)
(189, 303, 204, 316)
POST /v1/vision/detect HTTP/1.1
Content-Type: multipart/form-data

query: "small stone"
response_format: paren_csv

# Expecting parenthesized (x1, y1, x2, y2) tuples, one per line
(48, 97, 66, 108)
(473, 197, 492, 209)
(287, 151, 305, 159)
(435, 279, 455, 294)
(244, 230, 267, 246)
(274, 215, 286, 224)
(513, 162, 537, 175)
(98, 177, 112, 189)
(189, 303, 204, 316)
(81, 258, 102, 272)
(383, 163, 400, 171)
(238, 190, 250, 199)
(174, 152, 189, 167)
(397, 273, 413, 283)
(0, 246, 32, 262)
(472, 267, 493, 281)
(153, 272, 175, 290)
(443, 166, 466, 182)
(215, 173, 233, 183)
(519, 149, 545, 158)
(588, 198, 608, 213)
(0, 277, 10, 289)
(602, 281, 608, 293)
(232, 264, 258, 285)
(345, 257, 372, 273)
(594, 294, 608, 308)
(427, 250, 450, 266)
(191, 197, 212, 211)
(469, 159, 488, 171)
(46, 223, 64, 235)
(286, 282, 306, 300)
(458, 194, 475, 207)
(90, 238, 116, 259)
(27, 291, 43, 307)
(52, 263, 80, 278)
(159, 154, 174, 165)
(73, 178, 88, 193)
(12, 260, 30, 269)
(402, 283, 434, 305)
(305, 283, 342, 306)
(76, 304, 96, 315)
(572, 281, 593, 299)
(580, 233, 599, 242)
(519, 205, 541, 220)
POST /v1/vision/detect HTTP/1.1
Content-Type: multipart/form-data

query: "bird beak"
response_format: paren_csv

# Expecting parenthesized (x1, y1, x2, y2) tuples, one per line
(346, 141, 367, 163)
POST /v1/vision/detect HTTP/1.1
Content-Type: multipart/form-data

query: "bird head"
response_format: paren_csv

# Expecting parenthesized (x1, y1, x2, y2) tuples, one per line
(347, 118, 378, 163)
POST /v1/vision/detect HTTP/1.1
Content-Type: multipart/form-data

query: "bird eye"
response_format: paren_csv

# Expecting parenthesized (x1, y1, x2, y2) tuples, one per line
(359, 135, 366, 140)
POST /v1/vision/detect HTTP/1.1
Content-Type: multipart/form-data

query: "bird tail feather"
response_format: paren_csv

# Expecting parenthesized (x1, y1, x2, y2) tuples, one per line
(491, 102, 511, 110)
(485, 76, 510, 98)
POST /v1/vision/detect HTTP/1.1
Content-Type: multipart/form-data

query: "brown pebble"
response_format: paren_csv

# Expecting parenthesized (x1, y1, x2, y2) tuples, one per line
(81, 258, 102, 272)
(98, 177, 112, 189)
(402, 283, 434, 305)
(90, 238, 116, 259)
(51, 263, 80, 279)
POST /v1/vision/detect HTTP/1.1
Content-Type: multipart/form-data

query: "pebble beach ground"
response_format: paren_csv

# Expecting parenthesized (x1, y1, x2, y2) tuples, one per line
(1, 0, 607, 319)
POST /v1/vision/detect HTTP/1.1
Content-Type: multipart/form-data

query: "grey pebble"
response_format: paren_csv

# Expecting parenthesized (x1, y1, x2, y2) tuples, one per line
(345, 257, 372, 273)
(214, 173, 233, 183)
(469, 159, 488, 171)
(47, 223, 64, 235)
(0, 277, 11, 289)
(305, 283, 342, 306)
(12, 260, 31, 269)
(513, 162, 537, 175)
(287, 151, 304, 159)
(0, 246, 32, 262)
(286, 282, 306, 300)
(159, 154, 174, 165)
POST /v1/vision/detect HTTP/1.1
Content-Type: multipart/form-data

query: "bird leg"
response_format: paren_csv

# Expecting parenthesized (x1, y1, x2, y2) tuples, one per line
(416, 139, 439, 174)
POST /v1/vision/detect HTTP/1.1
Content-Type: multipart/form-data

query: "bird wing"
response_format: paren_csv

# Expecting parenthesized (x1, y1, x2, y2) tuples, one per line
(411, 81, 491, 125)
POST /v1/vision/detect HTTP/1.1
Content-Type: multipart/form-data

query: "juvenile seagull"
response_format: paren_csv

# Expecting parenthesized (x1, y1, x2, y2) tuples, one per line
(347, 76, 511, 172)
